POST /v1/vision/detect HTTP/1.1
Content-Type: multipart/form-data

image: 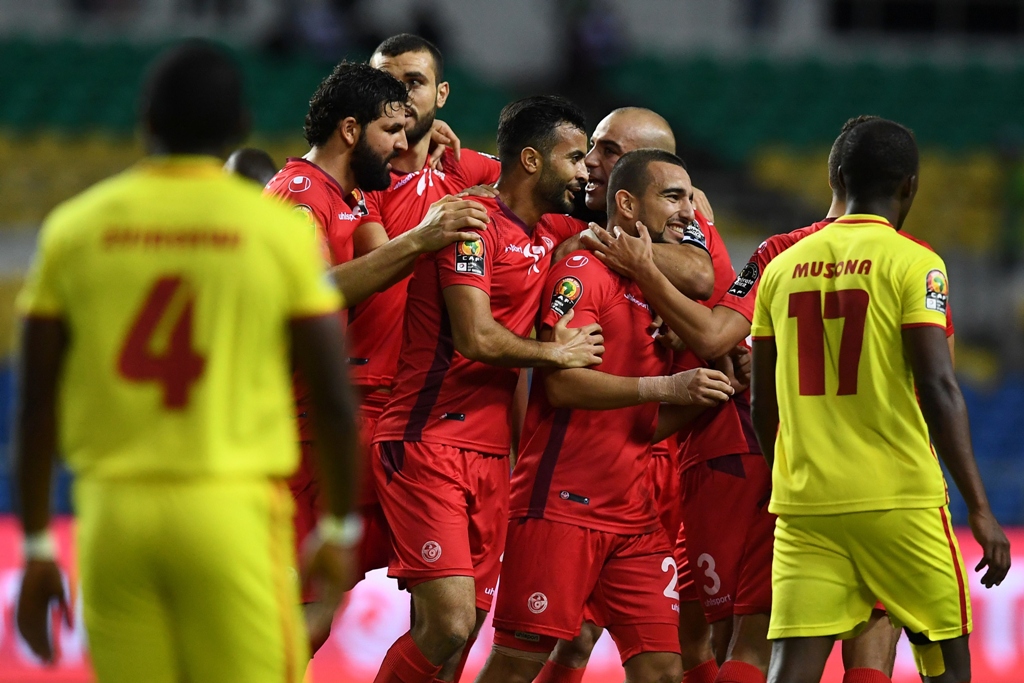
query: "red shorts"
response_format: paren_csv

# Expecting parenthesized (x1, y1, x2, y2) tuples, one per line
(650, 441, 682, 545)
(373, 440, 509, 611)
(673, 520, 698, 602)
(679, 454, 775, 623)
(493, 517, 680, 664)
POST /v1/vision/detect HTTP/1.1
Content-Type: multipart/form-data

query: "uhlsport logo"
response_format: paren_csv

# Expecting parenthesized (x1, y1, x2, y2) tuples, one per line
(566, 254, 589, 268)
(421, 541, 442, 563)
(527, 592, 548, 614)
(289, 175, 311, 192)
(550, 276, 583, 316)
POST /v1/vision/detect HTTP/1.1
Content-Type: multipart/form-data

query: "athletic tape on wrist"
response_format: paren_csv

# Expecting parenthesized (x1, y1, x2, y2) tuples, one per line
(22, 530, 57, 561)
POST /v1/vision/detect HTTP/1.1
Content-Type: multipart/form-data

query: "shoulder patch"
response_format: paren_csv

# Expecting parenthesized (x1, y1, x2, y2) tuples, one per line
(727, 261, 760, 298)
(455, 239, 486, 276)
(925, 269, 948, 314)
(565, 254, 589, 269)
(681, 221, 708, 250)
(288, 175, 311, 193)
(550, 276, 583, 316)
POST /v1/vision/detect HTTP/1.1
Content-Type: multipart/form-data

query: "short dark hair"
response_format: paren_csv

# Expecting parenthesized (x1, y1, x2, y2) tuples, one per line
(828, 115, 881, 190)
(225, 148, 278, 186)
(496, 95, 586, 173)
(606, 148, 687, 214)
(839, 118, 919, 200)
(141, 40, 247, 154)
(373, 33, 444, 82)
(304, 61, 408, 148)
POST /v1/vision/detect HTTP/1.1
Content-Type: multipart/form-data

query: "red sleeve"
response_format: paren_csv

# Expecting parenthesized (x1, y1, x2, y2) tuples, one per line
(945, 301, 955, 337)
(539, 215, 587, 248)
(541, 257, 607, 330)
(361, 189, 384, 226)
(437, 224, 499, 295)
(266, 179, 334, 237)
(445, 148, 501, 189)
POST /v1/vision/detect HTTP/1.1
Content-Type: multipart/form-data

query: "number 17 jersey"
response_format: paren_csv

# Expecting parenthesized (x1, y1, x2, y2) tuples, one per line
(751, 214, 950, 516)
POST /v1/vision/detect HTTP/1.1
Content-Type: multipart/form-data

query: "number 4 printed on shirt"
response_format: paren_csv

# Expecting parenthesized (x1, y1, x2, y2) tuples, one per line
(118, 276, 205, 409)
(789, 288, 870, 396)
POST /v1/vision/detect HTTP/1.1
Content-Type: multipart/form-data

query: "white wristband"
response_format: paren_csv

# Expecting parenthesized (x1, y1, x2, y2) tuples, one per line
(23, 530, 57, 561)
(317, 513, 364, 549)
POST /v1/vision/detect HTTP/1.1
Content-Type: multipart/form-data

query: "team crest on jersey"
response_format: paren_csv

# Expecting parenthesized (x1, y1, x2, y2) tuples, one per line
(527, 592, 549, 614)
(455, 239, 485, 275)
(925, 269, 948, 314)
(550, 276, 583, 316)
(727, 261, 759, 298)
(289, 176, 311, 192)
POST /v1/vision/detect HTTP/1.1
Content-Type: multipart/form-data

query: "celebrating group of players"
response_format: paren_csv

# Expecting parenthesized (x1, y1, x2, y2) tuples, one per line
(11, 30, 1012, 683)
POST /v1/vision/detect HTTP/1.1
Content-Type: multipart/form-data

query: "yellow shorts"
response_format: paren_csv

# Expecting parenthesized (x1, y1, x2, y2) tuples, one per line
(769, 506, 971, 642)
(74, 476, 308, 683)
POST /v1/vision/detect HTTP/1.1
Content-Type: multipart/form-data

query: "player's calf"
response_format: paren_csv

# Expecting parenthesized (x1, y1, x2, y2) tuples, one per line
(623, 651, 683, 683)
(478, 631, 558, 683)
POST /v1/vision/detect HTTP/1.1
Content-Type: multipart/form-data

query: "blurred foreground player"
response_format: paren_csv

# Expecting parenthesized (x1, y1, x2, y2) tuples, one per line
(751, 118, 1011, 683)
(225, 147, 278, 185)
(479, 149, 735, 683)
(14, 42, 360, 682)
(371, 96, 604, 683)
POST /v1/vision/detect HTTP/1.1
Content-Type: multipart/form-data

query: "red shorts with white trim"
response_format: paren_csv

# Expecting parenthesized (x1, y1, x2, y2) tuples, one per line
(373, 440, 509, 611)
(679, 454, 775, 623)
(493, 517, 681, 664)
(672, 520, 698, 602)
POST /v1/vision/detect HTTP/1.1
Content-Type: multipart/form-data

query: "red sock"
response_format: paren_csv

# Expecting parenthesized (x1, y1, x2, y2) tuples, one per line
(374, 632, 442, 683)
(683, 659, 720, 683)
(449, 635, 478, 683)
(715, 660, 766, 683)
(842, 669, 892, 683)
(535, 660, 587, 683)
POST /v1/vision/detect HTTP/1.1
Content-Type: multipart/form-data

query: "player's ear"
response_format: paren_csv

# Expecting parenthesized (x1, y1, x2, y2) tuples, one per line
(835, 166, 848, 196)
(338, 117, 360, 147)
(615, 189, 636, 219)
(436, 81, 450, 108)
(902, 174, 919, 202)
(520, 147, 542, 176)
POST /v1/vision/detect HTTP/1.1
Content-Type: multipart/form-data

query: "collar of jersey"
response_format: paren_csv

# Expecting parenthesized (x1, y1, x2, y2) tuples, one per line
(831, 213, 893, 228)
(137, 155, 224, 176)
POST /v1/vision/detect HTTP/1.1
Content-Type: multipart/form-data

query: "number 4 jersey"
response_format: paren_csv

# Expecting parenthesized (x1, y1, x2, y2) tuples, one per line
(751, 214, 950, 516)
(17, 157, 341, 479)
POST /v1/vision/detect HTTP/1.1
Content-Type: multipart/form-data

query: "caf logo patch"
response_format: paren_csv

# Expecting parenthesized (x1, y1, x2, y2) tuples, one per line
(550, 276, 583, 316)
(727, 261, 759, 298)
(925, 269, 948, 314)
(455, 239, 485, 275)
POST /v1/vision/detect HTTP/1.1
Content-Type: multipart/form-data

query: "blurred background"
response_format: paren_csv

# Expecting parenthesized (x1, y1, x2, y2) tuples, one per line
(0, 1, 1023, 681)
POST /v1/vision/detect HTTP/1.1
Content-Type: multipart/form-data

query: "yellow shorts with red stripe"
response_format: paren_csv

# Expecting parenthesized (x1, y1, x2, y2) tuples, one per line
(74, 476, 308, 683)
(769, 505, 971, 642)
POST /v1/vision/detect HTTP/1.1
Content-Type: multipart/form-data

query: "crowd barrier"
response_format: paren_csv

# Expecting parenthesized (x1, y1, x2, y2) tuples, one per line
(0, 517, 1022, 683)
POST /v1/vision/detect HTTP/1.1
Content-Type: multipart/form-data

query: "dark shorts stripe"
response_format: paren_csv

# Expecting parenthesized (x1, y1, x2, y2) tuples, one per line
(938, 506, 970, 635)
(403, 307, 455, 441)
(525, 408, 572, 518)
(733, 391, 762, 455)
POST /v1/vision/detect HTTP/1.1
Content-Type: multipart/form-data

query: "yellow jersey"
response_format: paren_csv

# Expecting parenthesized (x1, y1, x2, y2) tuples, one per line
(17, 156, 341, 480)
(751, 214, 950, 515)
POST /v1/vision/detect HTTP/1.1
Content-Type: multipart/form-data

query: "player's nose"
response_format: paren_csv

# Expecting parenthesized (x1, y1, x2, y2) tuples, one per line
(584, 146, 599, 170)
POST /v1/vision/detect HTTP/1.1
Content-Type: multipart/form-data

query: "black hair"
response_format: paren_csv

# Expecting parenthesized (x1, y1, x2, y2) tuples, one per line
(304, 61, 408, 148)
(225, 148, 278, 186)
(496, 95, 586, 173)
(606, 148, 687, 214)
(828, 115, 881, 191)
(373, 33, 445, 82)
(839, 118, 919, 200)
(141, 40, 247, 154)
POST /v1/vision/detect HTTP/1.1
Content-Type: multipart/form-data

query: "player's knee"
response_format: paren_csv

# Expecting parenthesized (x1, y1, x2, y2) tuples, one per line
(625, 653, 683, 683)
(430, 602, 477, 649)
(551, 623, 601, 667)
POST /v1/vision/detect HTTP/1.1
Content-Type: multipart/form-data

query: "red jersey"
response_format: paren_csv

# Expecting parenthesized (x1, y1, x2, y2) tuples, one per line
(373, 199, 584, 455)
(718, 218, 955, 336)
(674, 212, 761, 470)
(509, 252, 672, 535)
(265, 157, 366, 440)
(348, 148, 500, 388)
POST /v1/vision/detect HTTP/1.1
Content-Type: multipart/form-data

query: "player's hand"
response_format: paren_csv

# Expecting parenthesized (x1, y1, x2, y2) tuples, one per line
(428, 119, 461, 170)
(582, 222, 657, 283)
(457, 184, 499, 199)
(671, 367, 734, 406)
(692, 186, 714, 224)
(716, 344, 751, 393)
(969, 509, 1011, 588)
(410, 195, 489, 253)
(550, 309, 604, 368)
(301, 537, 355, 645)
(648, 315, 687, 352)
(17, 559, 72, 664)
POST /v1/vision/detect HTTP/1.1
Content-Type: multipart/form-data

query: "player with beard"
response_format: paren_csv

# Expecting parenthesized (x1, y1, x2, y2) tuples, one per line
(266, 61, 491, 651)
(370, 96, 605, 683)
(537, 107, 727, 683)
(478, 149, 735, 683)
(337, 35, 504, 592)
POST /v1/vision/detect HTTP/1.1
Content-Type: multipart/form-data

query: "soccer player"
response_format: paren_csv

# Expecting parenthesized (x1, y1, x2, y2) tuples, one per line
(370, 95, 605, 683)
(538, 106, 720, 683)
(14, 42, 360, 682)
(750, 118, 1011, 683)
(478, 148, 735, 683)
(225, 147, 278, 185)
